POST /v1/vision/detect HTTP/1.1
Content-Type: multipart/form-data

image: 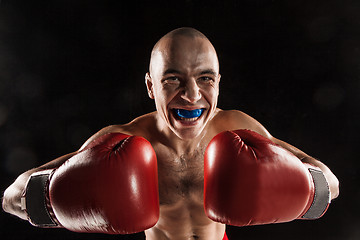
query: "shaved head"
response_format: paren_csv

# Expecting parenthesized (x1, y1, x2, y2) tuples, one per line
(149, 27, 219, 75)
(154, 27, 208, 46)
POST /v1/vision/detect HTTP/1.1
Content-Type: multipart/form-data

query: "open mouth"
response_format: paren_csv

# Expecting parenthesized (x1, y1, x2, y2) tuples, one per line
(172, 108, 205, 122)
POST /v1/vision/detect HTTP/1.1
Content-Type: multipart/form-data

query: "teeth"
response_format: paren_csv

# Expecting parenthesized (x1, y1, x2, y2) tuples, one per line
(178, 116, 199, 121)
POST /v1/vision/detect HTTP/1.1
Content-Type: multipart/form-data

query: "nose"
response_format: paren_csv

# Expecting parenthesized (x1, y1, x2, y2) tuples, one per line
(181, 79, 201, 103)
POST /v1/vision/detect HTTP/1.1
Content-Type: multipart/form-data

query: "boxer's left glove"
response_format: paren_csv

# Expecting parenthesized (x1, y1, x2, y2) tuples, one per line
(22, 133, 159, 234)
(204, 129, 330, 226)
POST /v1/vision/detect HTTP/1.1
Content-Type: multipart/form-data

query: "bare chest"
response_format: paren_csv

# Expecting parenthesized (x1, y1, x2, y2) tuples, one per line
(154, 144, 206, 205)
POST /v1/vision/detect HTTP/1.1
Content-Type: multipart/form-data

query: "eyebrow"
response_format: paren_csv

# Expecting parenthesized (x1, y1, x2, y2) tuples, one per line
(162, 68, 217, 76)
(199, 69, 217, 76)
(163, 69, 181, 75)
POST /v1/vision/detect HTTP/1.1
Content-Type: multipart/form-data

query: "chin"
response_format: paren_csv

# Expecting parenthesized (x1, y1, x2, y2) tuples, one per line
(175, 128, 204, 140)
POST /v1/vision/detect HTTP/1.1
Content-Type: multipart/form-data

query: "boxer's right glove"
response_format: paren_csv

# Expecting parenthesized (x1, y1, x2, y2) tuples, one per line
(22, 133, 159, 234)
(204, 129, 330, 226)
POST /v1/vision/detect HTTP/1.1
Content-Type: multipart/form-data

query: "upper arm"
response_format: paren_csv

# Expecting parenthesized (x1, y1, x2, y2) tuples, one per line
(222, 110, 315, 160)
(78, 125, 118, 152)
(78, 121, 145, 152)
(27, 124, 133, 172)
(223, 110, 340, 199)
(270, 137, 311, 161)
(219, 110, 273, 139)
(36, 126, 122, 169)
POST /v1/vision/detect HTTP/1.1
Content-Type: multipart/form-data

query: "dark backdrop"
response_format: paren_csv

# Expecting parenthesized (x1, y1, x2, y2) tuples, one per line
(0, 0, 358, 239)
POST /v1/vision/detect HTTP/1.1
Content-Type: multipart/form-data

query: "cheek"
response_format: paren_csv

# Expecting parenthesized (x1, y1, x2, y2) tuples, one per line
(154, 84, 178, 105)
(201, 85, 219, 104)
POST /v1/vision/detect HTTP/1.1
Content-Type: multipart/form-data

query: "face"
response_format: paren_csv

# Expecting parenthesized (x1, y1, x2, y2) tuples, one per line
(146, 36, 221, 140)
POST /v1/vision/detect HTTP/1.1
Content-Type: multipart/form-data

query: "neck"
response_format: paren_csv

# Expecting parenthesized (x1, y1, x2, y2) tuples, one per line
(155, 113, 207, 155)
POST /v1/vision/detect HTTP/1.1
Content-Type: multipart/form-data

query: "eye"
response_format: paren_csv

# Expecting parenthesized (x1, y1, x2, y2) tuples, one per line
(166, 76, 179, 81)
(198, 76, 214, 82)
(162, 76, 180, 84)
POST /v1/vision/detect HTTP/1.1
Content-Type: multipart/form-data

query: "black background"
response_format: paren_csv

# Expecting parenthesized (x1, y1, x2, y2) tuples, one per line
(0, 0, 358, 239)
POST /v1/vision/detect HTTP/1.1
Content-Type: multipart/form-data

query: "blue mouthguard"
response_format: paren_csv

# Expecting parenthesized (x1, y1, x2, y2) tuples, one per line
(175, 109, 204, 119)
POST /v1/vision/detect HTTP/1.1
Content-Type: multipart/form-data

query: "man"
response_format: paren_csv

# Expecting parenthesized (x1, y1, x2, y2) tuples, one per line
(2, 27, 339, 240)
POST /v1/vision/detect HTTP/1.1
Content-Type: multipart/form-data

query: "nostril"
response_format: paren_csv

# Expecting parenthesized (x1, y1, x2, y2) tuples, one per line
(182, 89, 201, 103)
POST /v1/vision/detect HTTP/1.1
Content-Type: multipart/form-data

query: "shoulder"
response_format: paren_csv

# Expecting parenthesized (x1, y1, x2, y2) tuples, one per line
(210, 109, 272, 138)
(79, 112, 157, 151)
(210, 109, 253, 129)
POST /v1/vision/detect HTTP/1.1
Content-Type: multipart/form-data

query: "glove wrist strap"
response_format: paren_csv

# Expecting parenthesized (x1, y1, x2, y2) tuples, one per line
(22, 169, 60, 227)
(301, 168, 330, 219)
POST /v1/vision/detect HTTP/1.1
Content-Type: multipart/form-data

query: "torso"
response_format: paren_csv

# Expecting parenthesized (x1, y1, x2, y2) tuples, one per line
(105, 109, 267, 239)
(145, 141, 224, 240)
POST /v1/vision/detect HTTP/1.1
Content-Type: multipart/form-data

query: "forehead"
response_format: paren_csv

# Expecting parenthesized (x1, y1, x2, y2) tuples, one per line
(151, 36, 219, 75)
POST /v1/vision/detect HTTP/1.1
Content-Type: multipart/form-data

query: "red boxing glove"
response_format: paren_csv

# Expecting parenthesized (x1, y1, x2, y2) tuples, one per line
(23, 133, 159, 234)
(204, 130, 330, 226)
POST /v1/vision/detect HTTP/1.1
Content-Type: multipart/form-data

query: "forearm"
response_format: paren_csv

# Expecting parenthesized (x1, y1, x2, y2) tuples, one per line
(2, 152, 77, 220)
(2, 173, 31, 220)
(300, 156, 339, 200)
(272, 137, 339, 200)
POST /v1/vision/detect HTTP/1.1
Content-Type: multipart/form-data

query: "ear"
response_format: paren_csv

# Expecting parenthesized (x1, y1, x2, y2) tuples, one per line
(145, 72, 155, 99)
